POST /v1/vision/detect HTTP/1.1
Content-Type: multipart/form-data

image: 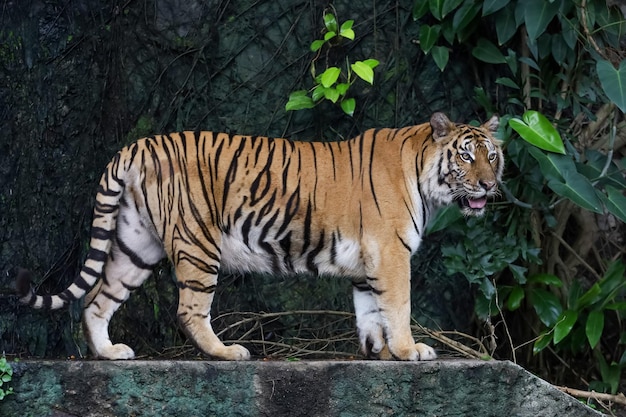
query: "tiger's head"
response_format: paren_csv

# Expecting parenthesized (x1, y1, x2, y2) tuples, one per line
(428, 112, 504, 216)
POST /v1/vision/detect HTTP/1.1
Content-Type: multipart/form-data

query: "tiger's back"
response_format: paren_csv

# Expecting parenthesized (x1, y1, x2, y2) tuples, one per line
(17, 112, 503, 361)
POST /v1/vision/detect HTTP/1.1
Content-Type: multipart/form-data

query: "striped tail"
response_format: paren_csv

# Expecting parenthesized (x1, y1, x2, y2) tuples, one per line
(15, 152, 126, 310)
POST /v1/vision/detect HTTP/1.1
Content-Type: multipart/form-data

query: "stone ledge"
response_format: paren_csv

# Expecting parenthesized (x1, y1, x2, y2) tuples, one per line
(1, 359, 600, 417)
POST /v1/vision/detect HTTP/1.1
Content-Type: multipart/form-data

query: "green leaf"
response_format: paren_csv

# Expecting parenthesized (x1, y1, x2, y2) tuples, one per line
(495, 6, 517, 45)
(496, 77, 519, 89)
(285, 91, 315, 111)
(509, 110, 565, 154)
(596, 59, 626, 112)
(320, 67, 341, 88)
(323, 13, 338, 33)
(527, 147, 567, 183)
(413, 0, 430, 20)
(577, 283, 602, 309)
(351, 61, 375, 85)
(441, 0, 464, 18)
(586, 310, 604, 349)
(524, 0, 559, 41)
(323, 87, 340, 103)
(419, 24, 441, 54)
(311, 85, 326, 102)
(340, 20, 355, 40)
(431, 45, 449, 71)
(426, 205, 463, 234)
(453, 2, 481, 35)
(530, 288, 563, 327)
(335, 82, 350, 96)
(472, 38, 506, 64)
(600, 185, 626, 223)
(508, 264, 528, 284)
(605, 301, 626, 311)
(340, 98, 355, 116)
(310, 39, 325, 52)
(547, 171, 604, 214)
(528, 273, 563, 287)
(361, 59, 380, 69)
(553, 310, 579, 344)
(482, 0, 510, 16)
(429, 0, 444, 20)
(533, 332, 552, 354)
(324, 31, 337, 41)
(507, 286, 525, 311)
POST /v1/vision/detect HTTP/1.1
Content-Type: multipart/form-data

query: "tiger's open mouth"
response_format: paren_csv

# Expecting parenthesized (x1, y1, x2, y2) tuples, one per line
(458, 196, 487, 211)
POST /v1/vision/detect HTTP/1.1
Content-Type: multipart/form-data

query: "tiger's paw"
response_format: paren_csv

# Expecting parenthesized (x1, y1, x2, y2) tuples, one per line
(389, 342, 437, 361)
(97, 343, 136, 360)
(415, 342, 437, 360)
(212, 344, 251, 361)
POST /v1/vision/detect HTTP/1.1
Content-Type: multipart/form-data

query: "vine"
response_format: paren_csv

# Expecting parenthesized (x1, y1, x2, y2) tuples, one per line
(285, 11, 379, 116)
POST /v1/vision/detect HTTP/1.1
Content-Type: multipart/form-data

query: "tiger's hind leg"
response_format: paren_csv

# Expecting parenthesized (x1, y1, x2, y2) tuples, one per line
(175, 262, 250, 360)
(83, 238, 163, 359)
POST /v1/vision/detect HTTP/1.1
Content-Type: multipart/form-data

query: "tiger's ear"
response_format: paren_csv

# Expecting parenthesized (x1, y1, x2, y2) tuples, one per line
(483, 114, 499, 133)
(430, 112, 454, 142)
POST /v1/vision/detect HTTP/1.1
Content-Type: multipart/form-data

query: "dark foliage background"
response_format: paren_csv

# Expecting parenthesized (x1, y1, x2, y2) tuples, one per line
(0, 0, 485, 359)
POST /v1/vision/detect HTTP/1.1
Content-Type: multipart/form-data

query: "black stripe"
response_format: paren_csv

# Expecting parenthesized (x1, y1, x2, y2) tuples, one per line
(102, 291, 125, 304)
(91, 227, 114, 240)
(177, 280, 217, 293)
(306, 230, 325, 274)
(116, 237, 158, 270)
(87, 248, 108, 263)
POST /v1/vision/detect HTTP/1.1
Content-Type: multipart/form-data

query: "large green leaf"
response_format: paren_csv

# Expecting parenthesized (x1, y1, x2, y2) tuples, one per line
(596, 59, 626, 112)
(495, 6, 517, 45)
(442, 0, 464, 18)
(413, 0, 430, 20)
(530, 288, 563, 327)
(419, 24, 441, 54)
(527, 147, 570, 183)
(472, 38, 506, 64)
(429, 0, 444, 20)
(523, 0, 559, 41)
(482, 0, 510, 16)
(599, 185, 626, 223)
(547, 170, 604, 214)
(509, 110, 565, 154)
(452, 1, 481, 34)
(586, 310, 604, 349)
(553, 310, 578, 344)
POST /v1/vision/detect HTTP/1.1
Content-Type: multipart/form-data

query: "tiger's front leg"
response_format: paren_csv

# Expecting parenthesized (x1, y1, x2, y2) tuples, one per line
(361, 248, 436, 361)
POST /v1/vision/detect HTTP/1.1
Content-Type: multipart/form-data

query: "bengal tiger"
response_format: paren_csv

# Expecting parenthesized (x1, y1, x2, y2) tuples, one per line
(16, 112, 503, 361)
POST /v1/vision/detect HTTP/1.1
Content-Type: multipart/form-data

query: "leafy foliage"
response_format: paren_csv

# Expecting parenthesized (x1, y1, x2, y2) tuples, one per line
(416, 0, 626, 399)
(0, 356, 14, 400)
(285, 11, 379, 116)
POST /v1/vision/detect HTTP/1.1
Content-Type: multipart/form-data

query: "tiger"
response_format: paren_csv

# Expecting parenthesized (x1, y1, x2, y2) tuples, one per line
(16, 112, 503, 361)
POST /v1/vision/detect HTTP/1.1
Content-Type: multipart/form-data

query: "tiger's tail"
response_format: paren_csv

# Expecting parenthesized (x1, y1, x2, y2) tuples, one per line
(15, 151, 127, 310)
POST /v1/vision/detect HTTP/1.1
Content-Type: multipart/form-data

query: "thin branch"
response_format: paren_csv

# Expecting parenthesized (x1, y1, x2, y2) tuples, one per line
(557, 386, 626, 407)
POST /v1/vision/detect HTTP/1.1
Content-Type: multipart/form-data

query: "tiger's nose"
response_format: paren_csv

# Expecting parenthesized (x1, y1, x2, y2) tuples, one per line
(479, 180, 496, 191)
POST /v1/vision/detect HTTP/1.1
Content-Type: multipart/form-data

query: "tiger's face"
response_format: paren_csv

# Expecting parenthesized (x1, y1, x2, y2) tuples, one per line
(429, 113, 504, 216)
